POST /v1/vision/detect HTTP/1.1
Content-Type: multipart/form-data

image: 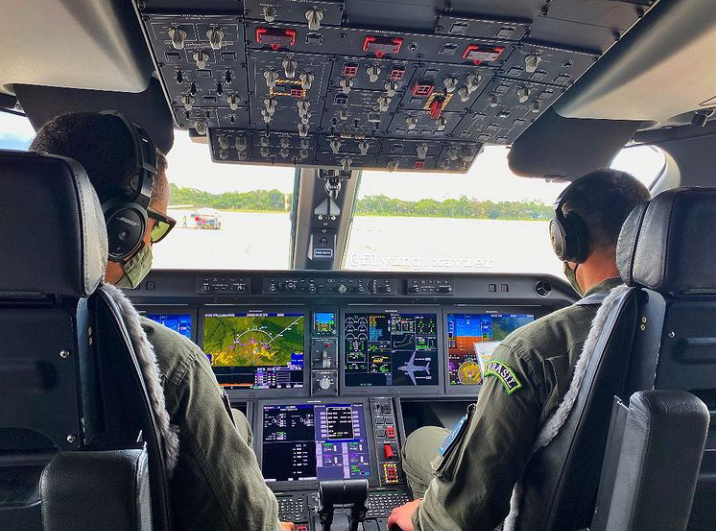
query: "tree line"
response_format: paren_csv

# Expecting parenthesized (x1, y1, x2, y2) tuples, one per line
(169, 184, 552, 221)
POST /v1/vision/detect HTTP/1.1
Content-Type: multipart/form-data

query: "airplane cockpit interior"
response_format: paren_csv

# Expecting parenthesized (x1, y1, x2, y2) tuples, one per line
(1, 1, 716, 531)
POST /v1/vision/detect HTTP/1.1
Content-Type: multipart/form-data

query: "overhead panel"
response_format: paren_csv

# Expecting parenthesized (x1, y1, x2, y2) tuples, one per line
(136, 0, 658, 173)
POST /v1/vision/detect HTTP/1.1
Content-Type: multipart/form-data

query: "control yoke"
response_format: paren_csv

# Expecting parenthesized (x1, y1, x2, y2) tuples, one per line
(318, 479, 369, 531)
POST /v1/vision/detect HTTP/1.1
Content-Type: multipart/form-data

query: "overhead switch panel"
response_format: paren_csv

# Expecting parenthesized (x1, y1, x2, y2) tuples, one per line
(137, 0, 659, 173)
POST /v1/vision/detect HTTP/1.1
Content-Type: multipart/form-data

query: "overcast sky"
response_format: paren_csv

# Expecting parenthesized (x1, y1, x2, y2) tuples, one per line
(1, 112, 665, 204)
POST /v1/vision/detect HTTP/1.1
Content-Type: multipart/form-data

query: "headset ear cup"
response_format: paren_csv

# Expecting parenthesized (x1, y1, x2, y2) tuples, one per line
(550, 219, 568, 261)
(104, 203, 147, 262)
(562, 211, 590, 263)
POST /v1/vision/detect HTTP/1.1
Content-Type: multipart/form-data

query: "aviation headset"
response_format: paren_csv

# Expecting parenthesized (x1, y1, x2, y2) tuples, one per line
(99, 111, 158, 262)
(549, 174, 593, 264)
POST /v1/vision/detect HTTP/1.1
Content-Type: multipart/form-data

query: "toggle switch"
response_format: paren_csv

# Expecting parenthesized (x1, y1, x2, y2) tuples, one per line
(384, 80, 399, 97)
(235, 136, 248, 151)
(367, 64, 381, 83)
(264, 97, 278, 115)
(466, 73, 482, 93)
(193, 51, 209, 69)
(377, 95, 391, 112)
(330, 139, 342, 154)
(339, 77, 354, 94)
(405, 115, 418, 130)
(227, 93, 240, 110)
(435, 116, 448, 131)
(443, 75, 458, 93)
(457, 86, 470, 102)
(525, 54, 542, 74)
(358, 141, 370, 155)
(262, 6, 276, 22)
(181, 94, 195, 111)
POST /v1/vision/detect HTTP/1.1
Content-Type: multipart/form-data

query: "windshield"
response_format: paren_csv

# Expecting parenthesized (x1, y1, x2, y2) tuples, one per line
(0, 112, 664, 274)
(157, 131, 295, 270)
(344, 144, 665, 276)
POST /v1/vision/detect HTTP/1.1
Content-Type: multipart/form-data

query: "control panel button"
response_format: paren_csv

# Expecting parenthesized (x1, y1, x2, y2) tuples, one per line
(383, 443, 395, 459)
(386, 426, 396, 439)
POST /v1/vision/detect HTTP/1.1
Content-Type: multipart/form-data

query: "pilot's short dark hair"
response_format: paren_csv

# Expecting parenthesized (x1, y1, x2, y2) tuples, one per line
(29, 112, 168, 204)
(562, 168, 651, 256)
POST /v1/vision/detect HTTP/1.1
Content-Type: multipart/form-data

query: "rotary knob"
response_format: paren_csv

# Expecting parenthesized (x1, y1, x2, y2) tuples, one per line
(280, 136, 290, 148)
(358, 141, 370, 155)
(298, 123, 309, 137)
(262, 6, 276, 22)
(193, 51, 209, 70)
(387, 160, 399, 172)
(264, 97, 278, 115)
(339, 77, 354, 95)
(405, 115, 418, 130)
(489, 93, 499, 107)
(261, 109, 272, 124)
(299, 72, 314, 90)
(330, 139, 342, 154)
(206, 27, 224, 50)
(377, 95, 391, 112)
(367, 64, 382, 83)
(235, 136, 248, 151)
(443, 76, 458, 93)
(260, 146, 270, 157)
(168, 27, 186, 50)
(457, 86, 470, 103)
(435, 116, 448, 131)
(218, 149, 229, 160)
(227, 93, 240, 111)
(217, 136, 229, 150)
(416, 143, 428, 160)
(181, 94, 195, 111)
(283, 56, 298, 79)
(319, 376, 332, 390)
(264, 70, 279, 88)
(305, 8, 324, 31)
(193, 121, 207, 136)
(384, 80, 399, 97)
(447, 148, 459, 161)
(300, 148, 309, 160)
(466, 73, 482, 94)
(260, 135, 270, 147)
(337, 284, 348, 294)
(280, 147, 290, 159)
(341, 157, 352, 171)
(517, 86, 531, 104)
(296, 100, 310, 116)
(525, 54, 542, 74)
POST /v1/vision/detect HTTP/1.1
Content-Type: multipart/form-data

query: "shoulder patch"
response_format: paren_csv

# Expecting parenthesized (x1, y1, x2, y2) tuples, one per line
(484, 360, 522, 394)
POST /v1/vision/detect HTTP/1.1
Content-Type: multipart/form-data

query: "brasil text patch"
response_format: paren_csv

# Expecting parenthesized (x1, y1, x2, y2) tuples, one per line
(485, 360, 522, 394)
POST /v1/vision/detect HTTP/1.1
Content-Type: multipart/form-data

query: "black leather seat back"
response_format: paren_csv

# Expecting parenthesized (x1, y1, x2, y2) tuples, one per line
(517, 288, 640, 531)
(617, 188, 716, 531)
(0, 150, 168, 531)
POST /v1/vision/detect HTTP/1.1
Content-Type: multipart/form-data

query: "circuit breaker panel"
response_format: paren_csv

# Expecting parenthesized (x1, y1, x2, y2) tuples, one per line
(137, 0, 657, 173)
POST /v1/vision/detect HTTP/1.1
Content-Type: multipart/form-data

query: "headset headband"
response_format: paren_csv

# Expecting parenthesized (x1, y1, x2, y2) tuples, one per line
(100, 110, 157, 209)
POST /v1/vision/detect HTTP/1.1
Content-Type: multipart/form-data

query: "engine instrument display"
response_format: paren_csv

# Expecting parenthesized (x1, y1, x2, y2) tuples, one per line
(344, 312, 439, 387)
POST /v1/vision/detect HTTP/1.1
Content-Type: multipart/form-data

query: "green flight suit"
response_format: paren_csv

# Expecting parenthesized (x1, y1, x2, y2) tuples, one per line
(403, 278, 622, 531)
(141, 318, 282, 531)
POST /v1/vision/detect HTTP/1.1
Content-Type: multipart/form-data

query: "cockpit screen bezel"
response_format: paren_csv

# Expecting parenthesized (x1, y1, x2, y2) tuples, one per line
(340, 306, 444, 396)
(199, 306, 311, 399)
(255, 398, 379, 492)
(442, 306, 546, 396)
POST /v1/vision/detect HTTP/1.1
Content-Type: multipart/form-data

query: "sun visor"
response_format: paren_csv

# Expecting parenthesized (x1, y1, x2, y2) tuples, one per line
(15, 79, 175, 154)
(508, 108, 641, 180)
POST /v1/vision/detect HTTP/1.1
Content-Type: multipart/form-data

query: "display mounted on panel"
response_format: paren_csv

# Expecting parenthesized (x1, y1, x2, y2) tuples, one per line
(203, 311, 305, 390)
(446, 312, 534, 386)
(261, 403, 371, 483)
(140, 311, 193, 340)
(344, 312, 439, 387)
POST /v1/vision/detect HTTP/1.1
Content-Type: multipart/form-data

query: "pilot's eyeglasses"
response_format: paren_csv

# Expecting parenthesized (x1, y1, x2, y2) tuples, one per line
(148, 208, 176, 244)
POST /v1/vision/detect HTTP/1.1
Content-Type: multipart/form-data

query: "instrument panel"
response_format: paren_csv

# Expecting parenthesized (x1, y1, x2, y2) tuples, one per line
(134, 0, 657, 172)
(129, 270, 573, 530)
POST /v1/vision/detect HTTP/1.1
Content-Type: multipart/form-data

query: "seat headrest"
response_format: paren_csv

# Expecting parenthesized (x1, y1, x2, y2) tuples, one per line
(0, 150, 107, 297)
(617, 187, 716, 295)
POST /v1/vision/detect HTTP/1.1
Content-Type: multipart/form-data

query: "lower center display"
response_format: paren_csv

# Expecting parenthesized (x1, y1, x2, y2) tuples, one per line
(261, 403, 371, 483)
(344, 312, 439, 387)
(203, 311, 305, 390)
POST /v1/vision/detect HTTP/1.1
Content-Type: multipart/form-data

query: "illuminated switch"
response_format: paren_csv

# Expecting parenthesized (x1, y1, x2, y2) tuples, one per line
(383, 444, 395, 459)
(389, 66, 406, 80)
(386, 426, 396, 439)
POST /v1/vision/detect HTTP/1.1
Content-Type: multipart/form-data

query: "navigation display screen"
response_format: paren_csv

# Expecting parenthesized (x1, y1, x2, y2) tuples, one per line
(203, 312, 305, 390)
(261, 403, 371, 483)
(141, 312, 192, 340)
(447, 312, 535, 386)
(344, 312, 439, 387)
(313, 311, 337, 336)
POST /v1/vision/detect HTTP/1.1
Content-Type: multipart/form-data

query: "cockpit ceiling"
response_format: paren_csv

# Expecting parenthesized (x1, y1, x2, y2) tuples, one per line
(136, 0, 659, 173)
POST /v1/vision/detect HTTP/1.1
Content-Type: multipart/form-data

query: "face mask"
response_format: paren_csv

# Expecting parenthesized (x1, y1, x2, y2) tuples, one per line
(563, 261, 584, 297)
(115, 243, 153, 289)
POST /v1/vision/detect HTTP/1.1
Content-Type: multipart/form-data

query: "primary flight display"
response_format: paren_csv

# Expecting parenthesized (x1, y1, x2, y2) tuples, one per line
(203, 311, 305, 390)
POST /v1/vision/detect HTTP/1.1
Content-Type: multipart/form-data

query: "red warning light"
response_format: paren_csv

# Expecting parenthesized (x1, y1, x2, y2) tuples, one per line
(256, 27, 296, 50)
(389, 66, 406, 81)
(412, 81, 434, 98)
(363, 36, 403, 58)
(462, 44, 505, 65)
(342, 63, 359, 77)
(414, 160, 425, 169)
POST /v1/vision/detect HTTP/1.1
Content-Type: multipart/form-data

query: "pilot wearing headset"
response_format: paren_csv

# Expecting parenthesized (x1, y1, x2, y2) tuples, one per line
(389, 170, 651, 531)
(30, 112, 293, 531)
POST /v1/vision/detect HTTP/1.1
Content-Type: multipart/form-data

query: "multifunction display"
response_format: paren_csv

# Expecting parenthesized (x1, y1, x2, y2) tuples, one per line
(203, 312, 305, 390)
(446, 312, 534, 386)
(261, 403, 371, 483)
(344, 312, 439, 387)
(140, 312, 192, 340)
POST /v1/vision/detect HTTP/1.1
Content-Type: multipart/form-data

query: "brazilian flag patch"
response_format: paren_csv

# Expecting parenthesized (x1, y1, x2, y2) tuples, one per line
(485, 360, 522, 395)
